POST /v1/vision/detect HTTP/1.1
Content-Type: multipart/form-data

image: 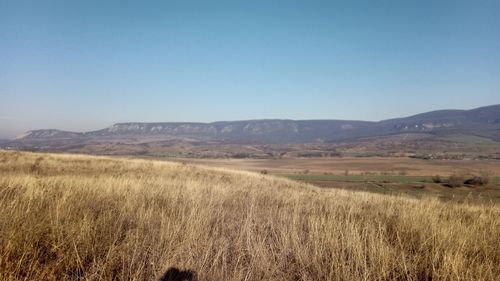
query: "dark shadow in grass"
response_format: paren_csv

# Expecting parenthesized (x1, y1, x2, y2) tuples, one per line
(160, 267, 197, 281)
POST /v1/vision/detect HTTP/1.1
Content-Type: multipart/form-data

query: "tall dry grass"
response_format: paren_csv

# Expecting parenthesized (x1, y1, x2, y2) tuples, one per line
(0, 151, 499, 281)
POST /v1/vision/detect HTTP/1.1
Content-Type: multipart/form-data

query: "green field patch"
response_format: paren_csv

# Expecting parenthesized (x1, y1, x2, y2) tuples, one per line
(438, 134, 499, 144)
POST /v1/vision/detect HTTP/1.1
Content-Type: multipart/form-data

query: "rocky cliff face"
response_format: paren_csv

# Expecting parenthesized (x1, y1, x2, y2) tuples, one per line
(95, 123, 219, 136)
(81, 120, 373, 143)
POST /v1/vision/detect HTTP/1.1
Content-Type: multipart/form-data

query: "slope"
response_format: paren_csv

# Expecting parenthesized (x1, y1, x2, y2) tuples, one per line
(0, 151, 498, 280)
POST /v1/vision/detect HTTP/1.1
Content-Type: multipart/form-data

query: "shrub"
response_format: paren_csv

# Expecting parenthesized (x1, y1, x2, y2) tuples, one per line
(432, 175, 442, 183)
(479, 170, 492, 185)
(447, 173, 465, 187)
(464, 175, 490, 186)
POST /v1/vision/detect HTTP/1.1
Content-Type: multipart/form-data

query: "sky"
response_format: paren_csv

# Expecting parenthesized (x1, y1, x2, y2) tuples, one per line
(1, 0, 499, 138)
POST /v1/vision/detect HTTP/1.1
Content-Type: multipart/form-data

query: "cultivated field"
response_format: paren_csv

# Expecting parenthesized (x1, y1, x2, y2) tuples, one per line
(0, 151, 499, 280)
(170, 157, 500, 202)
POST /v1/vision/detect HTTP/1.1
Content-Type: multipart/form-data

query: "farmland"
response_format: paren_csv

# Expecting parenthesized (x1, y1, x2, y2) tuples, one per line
(171, 157, 500, 203)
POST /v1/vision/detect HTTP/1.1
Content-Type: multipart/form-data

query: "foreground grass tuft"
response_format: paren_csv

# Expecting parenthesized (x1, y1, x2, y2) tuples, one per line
(0, 151, 499, 280)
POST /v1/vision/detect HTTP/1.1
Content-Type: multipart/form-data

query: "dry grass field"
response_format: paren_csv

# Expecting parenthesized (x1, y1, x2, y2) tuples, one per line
(170, 157, 500, 177)
(0, 150, 499, 280)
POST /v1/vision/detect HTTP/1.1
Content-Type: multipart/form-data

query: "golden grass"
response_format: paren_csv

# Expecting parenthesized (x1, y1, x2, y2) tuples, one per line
(0, 151, 499, 281)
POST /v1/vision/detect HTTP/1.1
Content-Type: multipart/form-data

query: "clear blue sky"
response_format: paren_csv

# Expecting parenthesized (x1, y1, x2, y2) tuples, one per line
(1, 0, 499, 138)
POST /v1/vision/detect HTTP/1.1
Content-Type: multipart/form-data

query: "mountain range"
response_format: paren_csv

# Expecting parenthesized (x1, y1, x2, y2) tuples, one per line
(1, 104, 499, 160)
(10, 104, 500, 145)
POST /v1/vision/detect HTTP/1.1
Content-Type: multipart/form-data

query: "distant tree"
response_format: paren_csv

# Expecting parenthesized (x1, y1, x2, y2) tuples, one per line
(447, 173, 465, 187)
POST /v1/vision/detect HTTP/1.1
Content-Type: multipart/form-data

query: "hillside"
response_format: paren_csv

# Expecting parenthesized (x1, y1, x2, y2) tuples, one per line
(0, 151, 499, 280)
(375, 104, 500, 140)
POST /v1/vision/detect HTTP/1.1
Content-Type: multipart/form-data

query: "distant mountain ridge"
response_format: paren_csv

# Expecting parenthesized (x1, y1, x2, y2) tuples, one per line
(11, 104, 500, 144)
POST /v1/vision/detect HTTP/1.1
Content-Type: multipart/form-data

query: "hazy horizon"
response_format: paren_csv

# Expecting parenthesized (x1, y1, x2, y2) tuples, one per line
(2, 0, 500, 138)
